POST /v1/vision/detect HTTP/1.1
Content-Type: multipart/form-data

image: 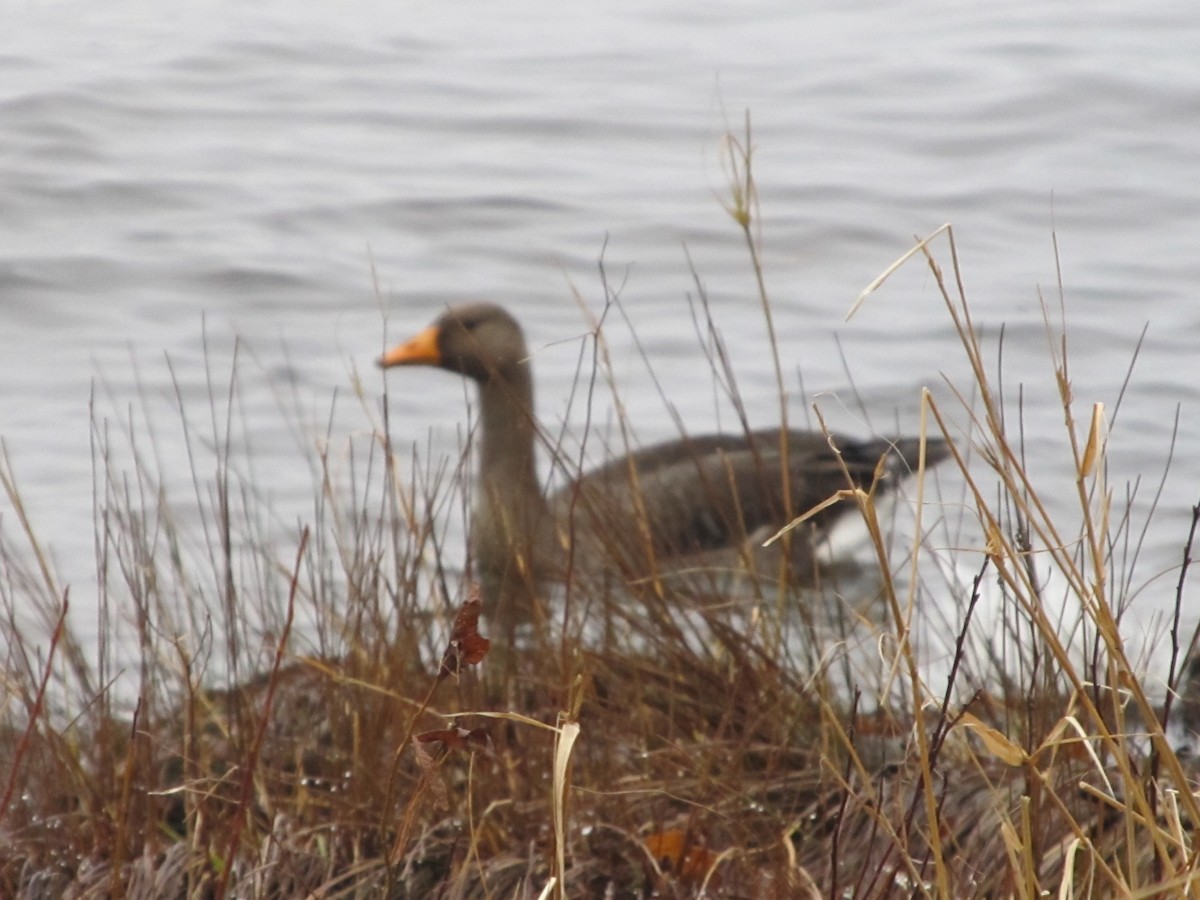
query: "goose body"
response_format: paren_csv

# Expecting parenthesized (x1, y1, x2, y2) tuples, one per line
(379, 303, 946, 622)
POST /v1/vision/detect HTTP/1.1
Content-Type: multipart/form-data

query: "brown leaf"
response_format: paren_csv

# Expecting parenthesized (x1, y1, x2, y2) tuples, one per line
(410, 735, 448, 810)
(416, 728, 466, 750)
(644, 829, 720, 886)
(415, 726, 494, 760)
(438, 587, 491, 679)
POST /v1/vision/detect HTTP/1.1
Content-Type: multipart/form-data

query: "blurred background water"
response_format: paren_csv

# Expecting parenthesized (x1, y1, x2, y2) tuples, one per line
(3, 0, 1198, 665)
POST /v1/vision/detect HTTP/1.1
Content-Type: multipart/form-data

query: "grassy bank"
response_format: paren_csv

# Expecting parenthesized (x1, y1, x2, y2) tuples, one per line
(2, 145, 1197, 897)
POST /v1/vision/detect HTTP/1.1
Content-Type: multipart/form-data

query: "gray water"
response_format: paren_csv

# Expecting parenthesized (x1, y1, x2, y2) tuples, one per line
(4, 0, 1199, 662)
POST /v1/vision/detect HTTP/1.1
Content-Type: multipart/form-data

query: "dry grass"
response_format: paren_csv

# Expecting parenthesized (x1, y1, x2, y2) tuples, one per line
(2, 126, 1198, 898)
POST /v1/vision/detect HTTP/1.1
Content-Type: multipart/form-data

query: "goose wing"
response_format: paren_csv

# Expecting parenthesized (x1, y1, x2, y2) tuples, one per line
(555, 429, 945, 564)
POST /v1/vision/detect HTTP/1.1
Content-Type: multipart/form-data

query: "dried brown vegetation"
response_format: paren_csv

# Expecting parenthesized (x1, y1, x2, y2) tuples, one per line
(2, 129, 1198, 898)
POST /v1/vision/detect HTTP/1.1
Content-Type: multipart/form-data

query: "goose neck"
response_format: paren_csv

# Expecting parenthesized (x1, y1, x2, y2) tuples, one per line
(477, 370, 541, 501)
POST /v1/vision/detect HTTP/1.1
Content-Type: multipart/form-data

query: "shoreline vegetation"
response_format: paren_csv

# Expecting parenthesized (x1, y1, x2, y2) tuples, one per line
(3, 132, 1199, 898)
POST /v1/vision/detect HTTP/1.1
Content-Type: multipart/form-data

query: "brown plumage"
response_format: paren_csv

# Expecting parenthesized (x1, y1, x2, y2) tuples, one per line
(379, 302, 947, 622)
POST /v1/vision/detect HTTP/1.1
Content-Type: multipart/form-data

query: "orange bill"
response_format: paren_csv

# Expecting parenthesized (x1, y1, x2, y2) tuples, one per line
(378, 325, 442, 368)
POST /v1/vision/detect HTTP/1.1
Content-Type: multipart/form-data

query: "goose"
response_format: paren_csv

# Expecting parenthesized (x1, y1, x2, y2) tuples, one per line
(379, 302, 947, 623)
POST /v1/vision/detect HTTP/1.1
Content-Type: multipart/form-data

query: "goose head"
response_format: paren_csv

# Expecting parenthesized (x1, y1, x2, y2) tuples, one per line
(378, 302, 529, 385)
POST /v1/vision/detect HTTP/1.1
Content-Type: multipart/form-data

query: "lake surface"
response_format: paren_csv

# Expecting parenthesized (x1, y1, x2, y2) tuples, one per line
(4, 0, 1199, 672)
